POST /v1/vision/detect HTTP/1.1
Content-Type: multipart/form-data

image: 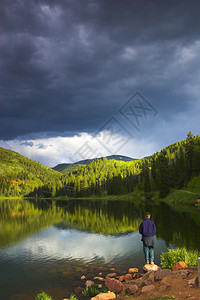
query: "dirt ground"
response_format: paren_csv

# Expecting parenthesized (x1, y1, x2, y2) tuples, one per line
(125, 268, 200, 300)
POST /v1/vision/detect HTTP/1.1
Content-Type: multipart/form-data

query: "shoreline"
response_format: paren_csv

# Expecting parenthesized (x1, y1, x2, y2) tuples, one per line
(73, 264, 199, 300)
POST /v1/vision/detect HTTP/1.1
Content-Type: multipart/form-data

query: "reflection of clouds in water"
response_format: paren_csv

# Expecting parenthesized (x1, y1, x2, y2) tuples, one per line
(0, 226, 169, 265)
(0, 226, 142, 263)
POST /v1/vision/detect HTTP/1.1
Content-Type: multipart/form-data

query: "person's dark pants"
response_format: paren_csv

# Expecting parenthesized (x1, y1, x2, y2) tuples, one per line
(143, 244, 154, 264)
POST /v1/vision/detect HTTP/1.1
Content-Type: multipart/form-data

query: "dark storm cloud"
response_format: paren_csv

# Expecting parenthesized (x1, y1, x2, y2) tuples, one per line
(1, 0, 200, 140)
(20, 141, 34, 147)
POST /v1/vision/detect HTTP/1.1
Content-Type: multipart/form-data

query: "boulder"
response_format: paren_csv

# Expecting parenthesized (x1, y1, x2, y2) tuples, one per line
(91, 291, 116, 300)
(105, 277, 126, 295)
(85, 280, 94, 287)
(143, 264, 160, 272)
(188, 276, 198, 287)
(141, 284, 155, 293)
(155, 269, 171, 280)
(172, 261, 188, 271)
(125, 284, 139, 295)
(94, 277, 105, 282)
(129, 268, 139, 274)
(106, 273, 117, 278)
(142, 270, 154, 286)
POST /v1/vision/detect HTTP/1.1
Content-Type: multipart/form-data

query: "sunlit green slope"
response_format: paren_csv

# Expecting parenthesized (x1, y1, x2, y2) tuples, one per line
(53, 155, 136, 174)
(0, 147, 62, 197)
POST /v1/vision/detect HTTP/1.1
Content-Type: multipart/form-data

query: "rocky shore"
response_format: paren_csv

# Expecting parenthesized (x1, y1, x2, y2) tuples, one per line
(73, 262, 199, 300)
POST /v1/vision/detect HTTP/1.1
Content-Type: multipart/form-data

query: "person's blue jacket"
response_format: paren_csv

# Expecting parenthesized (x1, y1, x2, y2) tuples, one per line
(139, 218, 156, 237)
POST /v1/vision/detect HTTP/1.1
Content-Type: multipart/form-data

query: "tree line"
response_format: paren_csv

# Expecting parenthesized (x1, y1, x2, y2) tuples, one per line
(1, 132, 200, 199)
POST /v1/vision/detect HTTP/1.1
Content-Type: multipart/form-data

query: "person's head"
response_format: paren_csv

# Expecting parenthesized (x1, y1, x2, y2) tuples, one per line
(145, 212, 151, 219)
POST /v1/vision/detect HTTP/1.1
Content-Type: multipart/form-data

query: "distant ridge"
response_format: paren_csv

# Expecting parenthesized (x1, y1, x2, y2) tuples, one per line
(53, 155, 137, 173)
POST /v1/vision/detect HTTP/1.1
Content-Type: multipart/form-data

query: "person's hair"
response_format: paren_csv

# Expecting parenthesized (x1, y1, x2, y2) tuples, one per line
(145, 212, 151, 218)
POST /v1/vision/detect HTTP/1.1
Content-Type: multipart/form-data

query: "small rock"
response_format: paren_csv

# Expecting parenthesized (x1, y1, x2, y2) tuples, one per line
(133, 273, 142, 279)
(105, 277, 125, 295)
(85, 280, 94, 287)
(118, 276, 124, 282)
(106, 273, 117, 278)
(81, 275, 86, 280)
(155, 269, 171, 280)
(94, 277, 105, 282)
(172, 261, 188, 271)
(142, 270, 154, 286)
(129, 277, 143, 288)
(91, 291, 116, 300)
(158, 284, 171, 292)
(173, 269, 190, 276)
(143, 264, 160, 272)
(141, 284, 155, 293)
(123, 274, 132, 282)
(133, 272, 142, 279)
(161, 276, 171, 285)
(125, 284, 139, 294)
(188, 276, 198, 287)
(129, 268, 138, 274)
(74, 287, 84, 294)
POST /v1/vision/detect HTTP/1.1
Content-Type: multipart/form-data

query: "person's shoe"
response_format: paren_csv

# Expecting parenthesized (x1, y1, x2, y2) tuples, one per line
(146, 261, 149, 264)
(150, 262, 154, 265)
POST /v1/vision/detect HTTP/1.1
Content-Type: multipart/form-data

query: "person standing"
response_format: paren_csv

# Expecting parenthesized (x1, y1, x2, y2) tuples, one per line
(139, 212, 156, 265)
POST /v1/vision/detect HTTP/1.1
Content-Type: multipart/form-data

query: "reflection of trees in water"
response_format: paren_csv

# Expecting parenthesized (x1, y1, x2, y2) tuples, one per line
(152, 204, 200, 251)
(0, 199, 144, 247)
(55, 200, 144, 235)
(0, 199, 200, 251)
(0, 199, 64, 248)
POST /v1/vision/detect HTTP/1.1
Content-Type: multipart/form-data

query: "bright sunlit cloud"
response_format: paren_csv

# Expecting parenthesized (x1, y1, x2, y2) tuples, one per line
(0, 131, 157, 167)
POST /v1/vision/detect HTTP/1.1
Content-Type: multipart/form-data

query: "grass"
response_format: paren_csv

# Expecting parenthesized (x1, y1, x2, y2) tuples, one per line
(163, 189, 199, 205)
(69, 294, 78, 300)
(82, 284, 100, 297)
(82, 284, 109, 298)
(34, 292, 53, 300)
(163, 175, 200, 205)
(160, 248, 200, 270)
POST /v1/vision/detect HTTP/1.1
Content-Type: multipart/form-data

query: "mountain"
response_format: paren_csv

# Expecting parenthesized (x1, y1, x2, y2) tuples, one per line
(0, 147, 62, 197)
(53, 155, 137, 173)
(53, 134, 200, 199)
(1, 133, 200, 200)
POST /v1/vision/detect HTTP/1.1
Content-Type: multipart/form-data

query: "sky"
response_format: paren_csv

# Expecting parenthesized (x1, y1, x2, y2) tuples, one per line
(1, 0, 200, 167)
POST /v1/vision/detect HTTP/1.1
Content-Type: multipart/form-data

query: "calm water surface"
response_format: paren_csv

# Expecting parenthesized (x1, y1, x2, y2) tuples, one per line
(0, 198, 200, 300)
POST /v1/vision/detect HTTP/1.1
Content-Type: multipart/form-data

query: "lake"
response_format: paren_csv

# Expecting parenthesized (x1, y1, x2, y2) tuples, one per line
(0, 198, 200, 300)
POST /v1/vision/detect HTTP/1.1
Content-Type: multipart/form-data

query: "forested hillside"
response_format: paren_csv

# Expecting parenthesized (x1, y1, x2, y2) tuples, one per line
(58, 133, 200, 198)
(0, 147, 62, 197)
(1, 133, 200, 199)
(53, 155, 136, 174)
